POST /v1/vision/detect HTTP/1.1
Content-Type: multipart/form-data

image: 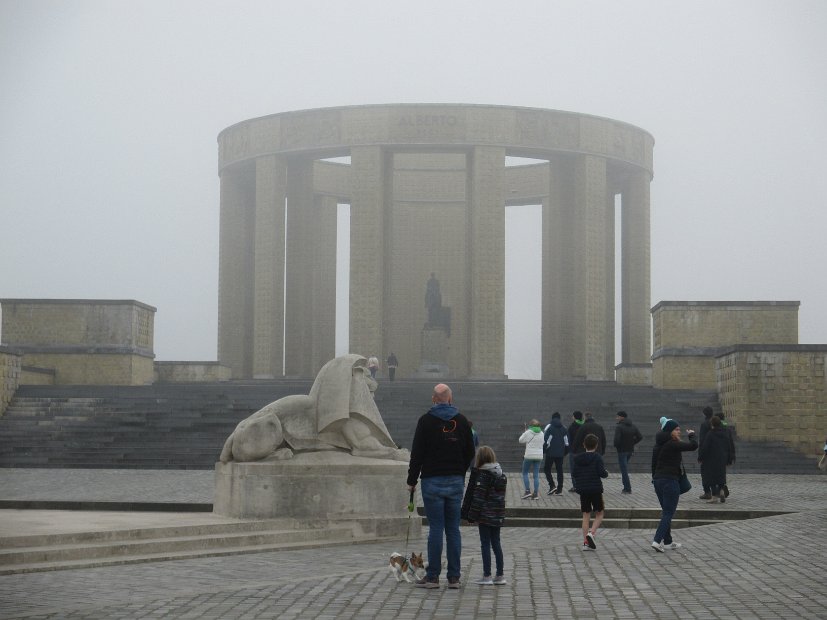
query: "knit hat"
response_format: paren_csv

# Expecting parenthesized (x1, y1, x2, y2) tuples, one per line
(616, 411, 627, 419)
(662, 419, 679, 434)
(551, 411, 560, 419)
(659, 416, 669, 429)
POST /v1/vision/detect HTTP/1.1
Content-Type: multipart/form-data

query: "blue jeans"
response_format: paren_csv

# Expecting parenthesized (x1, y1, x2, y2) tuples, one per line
(617, 452, 632, 491)
(653, 477, 680, 544)
(421, 475, 464, 579)
(521, 459, 541, 493)
(478, 524, 503, 577)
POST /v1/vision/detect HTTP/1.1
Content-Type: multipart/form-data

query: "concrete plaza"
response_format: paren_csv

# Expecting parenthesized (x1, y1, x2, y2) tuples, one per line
(0, 468, 825, 619)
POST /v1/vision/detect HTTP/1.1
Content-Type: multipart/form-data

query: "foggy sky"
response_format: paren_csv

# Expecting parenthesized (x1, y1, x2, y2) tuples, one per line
(1, 1, 825, 379)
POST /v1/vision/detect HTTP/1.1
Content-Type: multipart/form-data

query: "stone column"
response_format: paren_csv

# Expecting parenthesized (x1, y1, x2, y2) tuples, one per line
(310, 194, 338, 374)
(218, 163, 255, 379)
(543, 156, 578, 378)
(621, 169, 652, 365)
(252, 155, 286, 378)
(284, 158, 316, 376)
(542, 154, 613, 380)
(349, 146, 388, 360)
(468, 146, 505, 378)
(578, 154, 613, 380)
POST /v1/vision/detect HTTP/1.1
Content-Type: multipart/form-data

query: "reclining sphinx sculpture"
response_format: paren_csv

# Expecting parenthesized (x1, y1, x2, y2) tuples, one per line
(219, 354, 408, 463)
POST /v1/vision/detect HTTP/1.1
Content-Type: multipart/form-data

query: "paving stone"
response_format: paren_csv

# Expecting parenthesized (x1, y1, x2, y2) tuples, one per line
(0, 471, 826, 618)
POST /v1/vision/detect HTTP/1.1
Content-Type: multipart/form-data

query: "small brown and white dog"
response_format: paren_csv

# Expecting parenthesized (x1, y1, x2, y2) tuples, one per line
(389, 552, 425, 583)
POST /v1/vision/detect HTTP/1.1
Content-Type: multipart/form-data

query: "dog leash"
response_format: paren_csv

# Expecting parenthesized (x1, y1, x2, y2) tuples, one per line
(404, 488, 415, 551)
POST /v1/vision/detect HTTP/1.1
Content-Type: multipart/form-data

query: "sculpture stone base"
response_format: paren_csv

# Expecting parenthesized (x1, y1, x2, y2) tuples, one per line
(416, 327, 450, 378)
(214, 452, 419, 539)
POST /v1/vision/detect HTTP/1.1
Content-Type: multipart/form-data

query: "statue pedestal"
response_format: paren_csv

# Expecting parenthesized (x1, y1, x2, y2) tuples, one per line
(214, 452, 419, 539)
(416, 327, 449, 377)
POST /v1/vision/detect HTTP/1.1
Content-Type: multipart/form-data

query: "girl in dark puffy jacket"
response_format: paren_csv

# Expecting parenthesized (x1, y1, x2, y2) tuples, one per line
(461, 445, 507, 586)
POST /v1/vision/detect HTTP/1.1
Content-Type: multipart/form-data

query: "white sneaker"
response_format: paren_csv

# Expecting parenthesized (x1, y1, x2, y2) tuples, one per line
(651, 541, 665, 553)
(665, 542, 682, 550)
(493, 575, 507, 585)
(474, 576, 494, 585)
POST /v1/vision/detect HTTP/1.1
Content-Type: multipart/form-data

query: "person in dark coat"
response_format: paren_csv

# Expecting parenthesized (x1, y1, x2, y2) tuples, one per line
(574, 412, 606, 457)
(698, 416, 732, 503)
(613, 411, 643, 494)
(717, 410, 736, 498)
(407, 383, 476, 588)
(697, 406, 715, 499)
(650, 419, 697, 552)
(543, 412, 569, 495)
(567, 411, 584, 492)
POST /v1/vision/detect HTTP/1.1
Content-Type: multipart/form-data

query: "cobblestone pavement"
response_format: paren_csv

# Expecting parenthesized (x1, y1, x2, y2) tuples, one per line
(0, 469, 825, 619)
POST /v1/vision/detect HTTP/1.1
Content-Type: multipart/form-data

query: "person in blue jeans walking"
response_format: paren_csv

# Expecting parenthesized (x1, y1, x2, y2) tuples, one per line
(613, 411, 643, 494)
(650, 419, 697, 552)
(407, 383, 475, 589)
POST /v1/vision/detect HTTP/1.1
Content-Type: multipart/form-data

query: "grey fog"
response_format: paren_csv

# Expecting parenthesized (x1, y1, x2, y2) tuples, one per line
(1, 0, 825, 379)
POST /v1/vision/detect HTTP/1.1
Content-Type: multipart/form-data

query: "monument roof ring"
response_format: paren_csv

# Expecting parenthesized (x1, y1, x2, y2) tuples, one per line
(218, 103, 654, 177)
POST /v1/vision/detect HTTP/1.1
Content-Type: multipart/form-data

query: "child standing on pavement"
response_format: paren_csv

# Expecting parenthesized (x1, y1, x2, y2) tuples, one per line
(572, 434, 608, 550)
(461, 445, 508, 585)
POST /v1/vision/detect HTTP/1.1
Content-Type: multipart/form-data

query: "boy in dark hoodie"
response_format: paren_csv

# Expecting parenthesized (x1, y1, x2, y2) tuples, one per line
(407, 383, 476, 589)
(572, 434, 608, 550)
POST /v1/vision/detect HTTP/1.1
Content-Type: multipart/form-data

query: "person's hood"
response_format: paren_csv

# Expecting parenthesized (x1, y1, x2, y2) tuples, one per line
(550, 418, 565, 429)
(574, 451, 601, 465)
(428, 403, 459, 421)
(480, 462, 503, 476)
(655, 430, 672, 446)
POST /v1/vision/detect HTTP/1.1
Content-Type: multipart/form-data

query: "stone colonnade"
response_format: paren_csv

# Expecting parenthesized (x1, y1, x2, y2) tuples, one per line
(217, 105, 654, 380)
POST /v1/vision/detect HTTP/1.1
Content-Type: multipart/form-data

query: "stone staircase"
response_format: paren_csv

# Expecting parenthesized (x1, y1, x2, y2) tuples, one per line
(1, 504, 788, 575)
(0, 516, 391, 575)
(0, 381, 816, 474)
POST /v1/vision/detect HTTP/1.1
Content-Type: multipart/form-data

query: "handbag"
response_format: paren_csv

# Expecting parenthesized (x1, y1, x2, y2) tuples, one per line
(678, 464, 692, 494)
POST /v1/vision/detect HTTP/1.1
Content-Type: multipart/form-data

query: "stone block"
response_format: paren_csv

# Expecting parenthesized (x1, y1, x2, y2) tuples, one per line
(214, 453, 418, 539)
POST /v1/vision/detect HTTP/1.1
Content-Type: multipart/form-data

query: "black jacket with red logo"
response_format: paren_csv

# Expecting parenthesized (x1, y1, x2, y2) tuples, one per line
(407, 404, 475, 487)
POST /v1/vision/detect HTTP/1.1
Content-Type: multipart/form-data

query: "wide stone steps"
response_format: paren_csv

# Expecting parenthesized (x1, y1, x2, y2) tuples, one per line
(0, 381, 816, 474)
(0, 517, 382, 575)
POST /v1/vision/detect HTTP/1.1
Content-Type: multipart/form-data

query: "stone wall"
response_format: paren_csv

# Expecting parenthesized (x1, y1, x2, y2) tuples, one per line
(0, 299, 156, 385)
(154, 362, 232, 383)
(652, 301, 799, 389)
(20, 353, 154, 385)
(0, 347, 22, 416)
(717, 345, 827, 456)
(615, 363, 653, 386)
(20, 366, 55, 385)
